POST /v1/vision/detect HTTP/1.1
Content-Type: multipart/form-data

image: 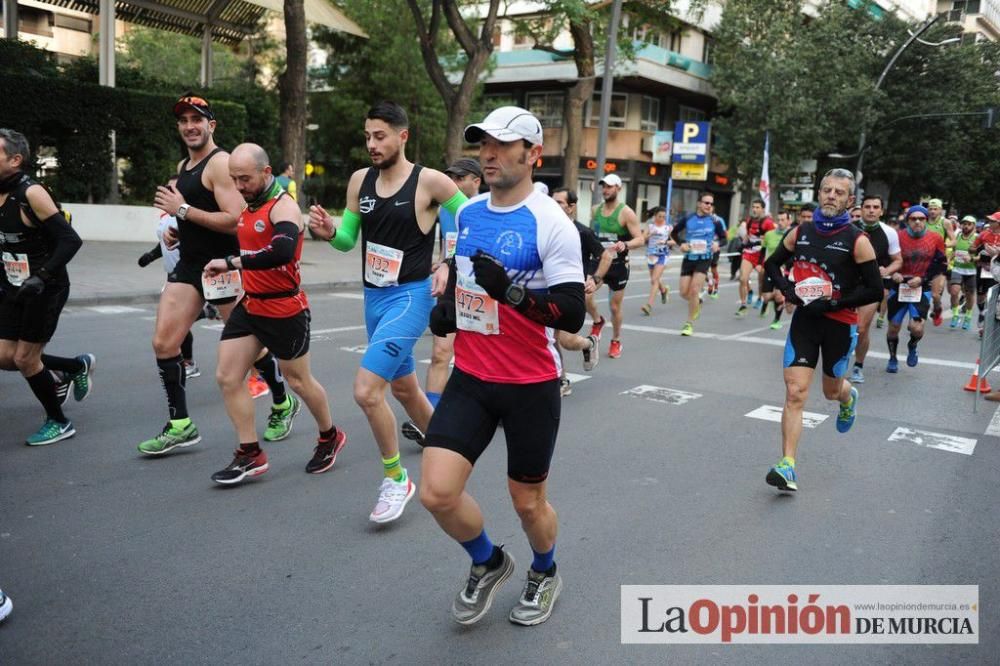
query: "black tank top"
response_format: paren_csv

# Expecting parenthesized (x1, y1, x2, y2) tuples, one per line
(359, 165, 434, 288)
(0, 176, 68, 285)
(860, 222, 891, 267)
(793, 221, 862, 301)
(175, 147, 239, 266)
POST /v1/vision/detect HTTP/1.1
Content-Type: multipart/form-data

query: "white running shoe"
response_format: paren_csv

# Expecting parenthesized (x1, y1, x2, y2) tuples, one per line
(0, 588, 11, 623)
(369, 471, 415, 523)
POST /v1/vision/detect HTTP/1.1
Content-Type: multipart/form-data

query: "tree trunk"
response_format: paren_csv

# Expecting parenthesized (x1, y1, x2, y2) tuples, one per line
(562, 17, 595, 191)
(279, 0, 307, 209)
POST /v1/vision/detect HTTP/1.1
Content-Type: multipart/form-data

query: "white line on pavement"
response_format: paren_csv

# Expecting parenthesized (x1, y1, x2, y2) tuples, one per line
(622, 385, 702, 405)
(745, 404, 828, 429)
(312, 325, 368, 335)
(985, 404, 1000, 437)
(887, 427, 977, 456)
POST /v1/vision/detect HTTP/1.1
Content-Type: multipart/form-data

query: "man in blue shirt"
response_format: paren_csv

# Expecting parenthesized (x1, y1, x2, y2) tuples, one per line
(670, 192, 727, 335)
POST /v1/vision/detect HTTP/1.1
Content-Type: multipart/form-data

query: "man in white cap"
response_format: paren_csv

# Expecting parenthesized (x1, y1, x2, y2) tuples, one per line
(590, 172, 641, 358)
(419, 106, 584, 627)
(925, 198, 953, 325)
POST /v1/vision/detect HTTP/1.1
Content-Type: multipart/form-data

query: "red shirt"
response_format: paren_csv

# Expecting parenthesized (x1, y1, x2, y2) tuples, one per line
(237, 195, 308, 318)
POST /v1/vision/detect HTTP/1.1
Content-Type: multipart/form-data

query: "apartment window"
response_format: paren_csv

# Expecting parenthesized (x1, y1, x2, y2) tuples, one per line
(640, 96, 660, 133)
(678, 105, 706, 122)
(54, 14, 91, 32)
(512, 28, 532, 50)
(526, 92, 564, 128)
(668, 29, 683, 52)
(702, 36, 715, 65)
(587, 93, 628, 128)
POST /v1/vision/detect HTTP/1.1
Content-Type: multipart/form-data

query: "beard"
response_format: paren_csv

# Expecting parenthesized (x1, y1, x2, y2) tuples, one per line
(372, 147, 400, 170)
(820, 203, 844, 216)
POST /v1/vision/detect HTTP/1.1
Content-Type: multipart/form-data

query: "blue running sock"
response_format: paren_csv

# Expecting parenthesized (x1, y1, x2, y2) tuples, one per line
(427, 391, 441, 408)
(461, 530, 495, 565)
(531, 545, 555, 573)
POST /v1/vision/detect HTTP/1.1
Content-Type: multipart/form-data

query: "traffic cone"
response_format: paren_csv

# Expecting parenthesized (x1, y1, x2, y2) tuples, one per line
(964, 358, 991, 392)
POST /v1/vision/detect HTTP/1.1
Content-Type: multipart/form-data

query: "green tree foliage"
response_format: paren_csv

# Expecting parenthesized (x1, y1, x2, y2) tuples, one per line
(710, 0, 892, 198)
(306, 0, 452, 208)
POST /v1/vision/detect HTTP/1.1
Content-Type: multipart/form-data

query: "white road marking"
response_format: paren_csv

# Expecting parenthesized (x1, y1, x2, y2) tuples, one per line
(339, 345, 368, 354)
(985, 405, 1000, 437)
(566, 372, 591, 384)
(312, 325, 367, 335)
(621, 385, 702, 405)
(87, 305, 145, 314)
(888, 427, 977, 456)
(745, 404, 828, 429)
(330, 293, 365, 300)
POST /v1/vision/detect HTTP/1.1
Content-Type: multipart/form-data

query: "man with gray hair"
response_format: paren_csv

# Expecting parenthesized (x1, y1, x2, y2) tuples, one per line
(0, 128, 95, 446)
(763, 168, 882, 492)
(203, 143, 347, 484)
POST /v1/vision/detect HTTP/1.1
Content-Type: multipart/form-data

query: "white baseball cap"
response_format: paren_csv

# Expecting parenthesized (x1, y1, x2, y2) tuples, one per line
(599, 174, 622, 187)
(464, 106, 544, 145)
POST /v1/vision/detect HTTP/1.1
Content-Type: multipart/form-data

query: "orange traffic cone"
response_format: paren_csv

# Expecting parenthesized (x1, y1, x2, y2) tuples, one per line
(964, 358, 991, 392)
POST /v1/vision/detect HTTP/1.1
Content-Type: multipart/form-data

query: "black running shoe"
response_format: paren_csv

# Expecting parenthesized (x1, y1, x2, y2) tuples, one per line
(401, 420, 426, 447)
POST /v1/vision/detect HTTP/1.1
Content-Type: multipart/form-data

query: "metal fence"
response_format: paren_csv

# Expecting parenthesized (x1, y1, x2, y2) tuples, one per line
(975, 284, 1000, 412)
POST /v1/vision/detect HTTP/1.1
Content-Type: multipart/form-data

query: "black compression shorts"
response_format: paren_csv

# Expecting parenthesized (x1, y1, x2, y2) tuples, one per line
(425, 367, 560, 483)
(220, 301, 311, 360)
(0, 280, 69, 344)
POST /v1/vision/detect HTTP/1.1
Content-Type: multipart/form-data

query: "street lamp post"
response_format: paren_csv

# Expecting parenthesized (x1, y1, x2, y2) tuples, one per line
(593, 0, 623, 190)
(853, 13, 948, 199)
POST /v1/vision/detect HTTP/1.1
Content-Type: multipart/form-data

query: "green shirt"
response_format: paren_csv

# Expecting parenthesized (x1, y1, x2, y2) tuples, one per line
(953, 232, 977, 272)
(762, 228, 785, 259)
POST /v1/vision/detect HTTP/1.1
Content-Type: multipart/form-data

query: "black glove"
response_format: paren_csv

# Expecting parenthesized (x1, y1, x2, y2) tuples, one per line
(429, 301, 457, 337)
(803, 297, 834, 314)
(15, 275, 46, 302)
(138, 251, 157, 268)
(782, 285, 804, 307)
(471, 250, 511, 301)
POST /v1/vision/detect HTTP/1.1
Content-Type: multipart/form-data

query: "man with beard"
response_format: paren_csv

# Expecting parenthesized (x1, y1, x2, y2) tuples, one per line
(308, 101, 465, 524)
(925, 198, 954, 326)
(204, 144, 345, 485)
(0, 128, 94, 446)
(590, 174, 641, 359)
(763, 169, 882, 492)
(140, 94, 293, 456)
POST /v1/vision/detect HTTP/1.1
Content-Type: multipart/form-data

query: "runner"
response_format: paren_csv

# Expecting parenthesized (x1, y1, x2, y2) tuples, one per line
(707, 210, 727, 298)
(274, 161, 298, 201)
(419, 105, 584, 626)
(849, 205, 862, 226)
(972, 212, 1000, 337)
(736, 199, 775, 316)
(204, 144, 346, 485)
(139, 94, 293, 456)
(640, 206, 673, 316)
(848, 195, 901, 383)
(948, 215, 978, 331)
(552, 186, 610, 384)
(410, 157, 481, 437)
(884, 205, 947, 373)
(0, 128, 95, 446)
(759, 210, 792, 329)
(763, 168, 881, 492)
(308, 101, 466, 523)
(590, 173, 642, 358)
(670, 192, 726, 336)
(926, 198, 954, 326)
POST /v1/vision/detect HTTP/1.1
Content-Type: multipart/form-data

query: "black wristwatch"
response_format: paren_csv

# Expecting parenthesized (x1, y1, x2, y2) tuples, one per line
(224, 255, 237, 270)
(505, 283, 527, 306)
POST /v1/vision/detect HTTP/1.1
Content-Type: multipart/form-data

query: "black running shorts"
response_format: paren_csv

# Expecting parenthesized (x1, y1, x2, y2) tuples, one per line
(783, 309, 857, 378)
(0, 280, 69, 343)
(680, 258, 711, 277)
(425, 367, 560, 484)
(167, 259, 239, 305)
(220, 301, 311, 360)
(603, 261, 630, 292)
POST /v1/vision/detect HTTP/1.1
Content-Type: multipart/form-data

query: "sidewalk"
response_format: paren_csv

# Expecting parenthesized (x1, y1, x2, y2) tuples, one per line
(67, 239, 364, 305)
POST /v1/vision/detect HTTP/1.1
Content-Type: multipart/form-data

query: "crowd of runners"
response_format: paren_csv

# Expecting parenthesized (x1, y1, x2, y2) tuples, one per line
(2, 97, 999, 628)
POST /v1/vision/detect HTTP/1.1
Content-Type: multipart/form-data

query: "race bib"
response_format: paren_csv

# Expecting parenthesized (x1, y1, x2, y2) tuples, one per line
(444, 232, 458, 259)
(689, 239, 708, 254)
(600, 235, 618, 250)
(793, 276, 833, 305)
(202, 269, 242, 301)
(898, 284, 921, 303)
(954, 251, 971, 263)
(455, 272, 499, 335)
(365, 242, 404, 287)
(2, 252, 29, 286)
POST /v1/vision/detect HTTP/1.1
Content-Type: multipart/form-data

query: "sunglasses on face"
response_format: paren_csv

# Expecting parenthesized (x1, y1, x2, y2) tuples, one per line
(909, 216, 927, 221)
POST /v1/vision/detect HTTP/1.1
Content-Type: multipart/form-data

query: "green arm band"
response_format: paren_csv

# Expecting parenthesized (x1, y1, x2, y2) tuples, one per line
(440, 190, 468, 216)
(330, 208, 361, 252)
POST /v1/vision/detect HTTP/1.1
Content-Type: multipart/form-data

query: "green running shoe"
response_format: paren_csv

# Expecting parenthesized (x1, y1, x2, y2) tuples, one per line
(681, 321, 694, 336)
(766, 458, 797, 492)
(25, 419, 75, 446)
(71, 354, 96, 402)
(138, 421, 201, 456)
(263, 395, 301, 442)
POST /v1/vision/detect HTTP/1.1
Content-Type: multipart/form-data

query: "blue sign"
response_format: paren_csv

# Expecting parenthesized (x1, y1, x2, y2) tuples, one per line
(672, 121, 711, 165)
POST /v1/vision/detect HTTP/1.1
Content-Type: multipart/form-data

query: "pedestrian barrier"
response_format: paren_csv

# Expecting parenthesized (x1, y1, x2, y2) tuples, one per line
(974, 284, 1000, 411)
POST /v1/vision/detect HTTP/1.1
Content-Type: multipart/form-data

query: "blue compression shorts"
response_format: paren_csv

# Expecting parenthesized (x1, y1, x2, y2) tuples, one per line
(361, 278, 434, 381)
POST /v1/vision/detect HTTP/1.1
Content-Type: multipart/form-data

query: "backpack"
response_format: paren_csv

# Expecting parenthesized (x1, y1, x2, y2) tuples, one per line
(8, 174, 72, 225)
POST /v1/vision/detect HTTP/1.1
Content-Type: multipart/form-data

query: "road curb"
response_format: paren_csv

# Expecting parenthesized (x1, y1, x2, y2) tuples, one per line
(67, 280, 365, 306)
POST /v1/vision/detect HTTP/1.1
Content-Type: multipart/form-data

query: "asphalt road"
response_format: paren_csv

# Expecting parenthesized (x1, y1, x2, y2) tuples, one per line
(1, 270, 997, 664)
